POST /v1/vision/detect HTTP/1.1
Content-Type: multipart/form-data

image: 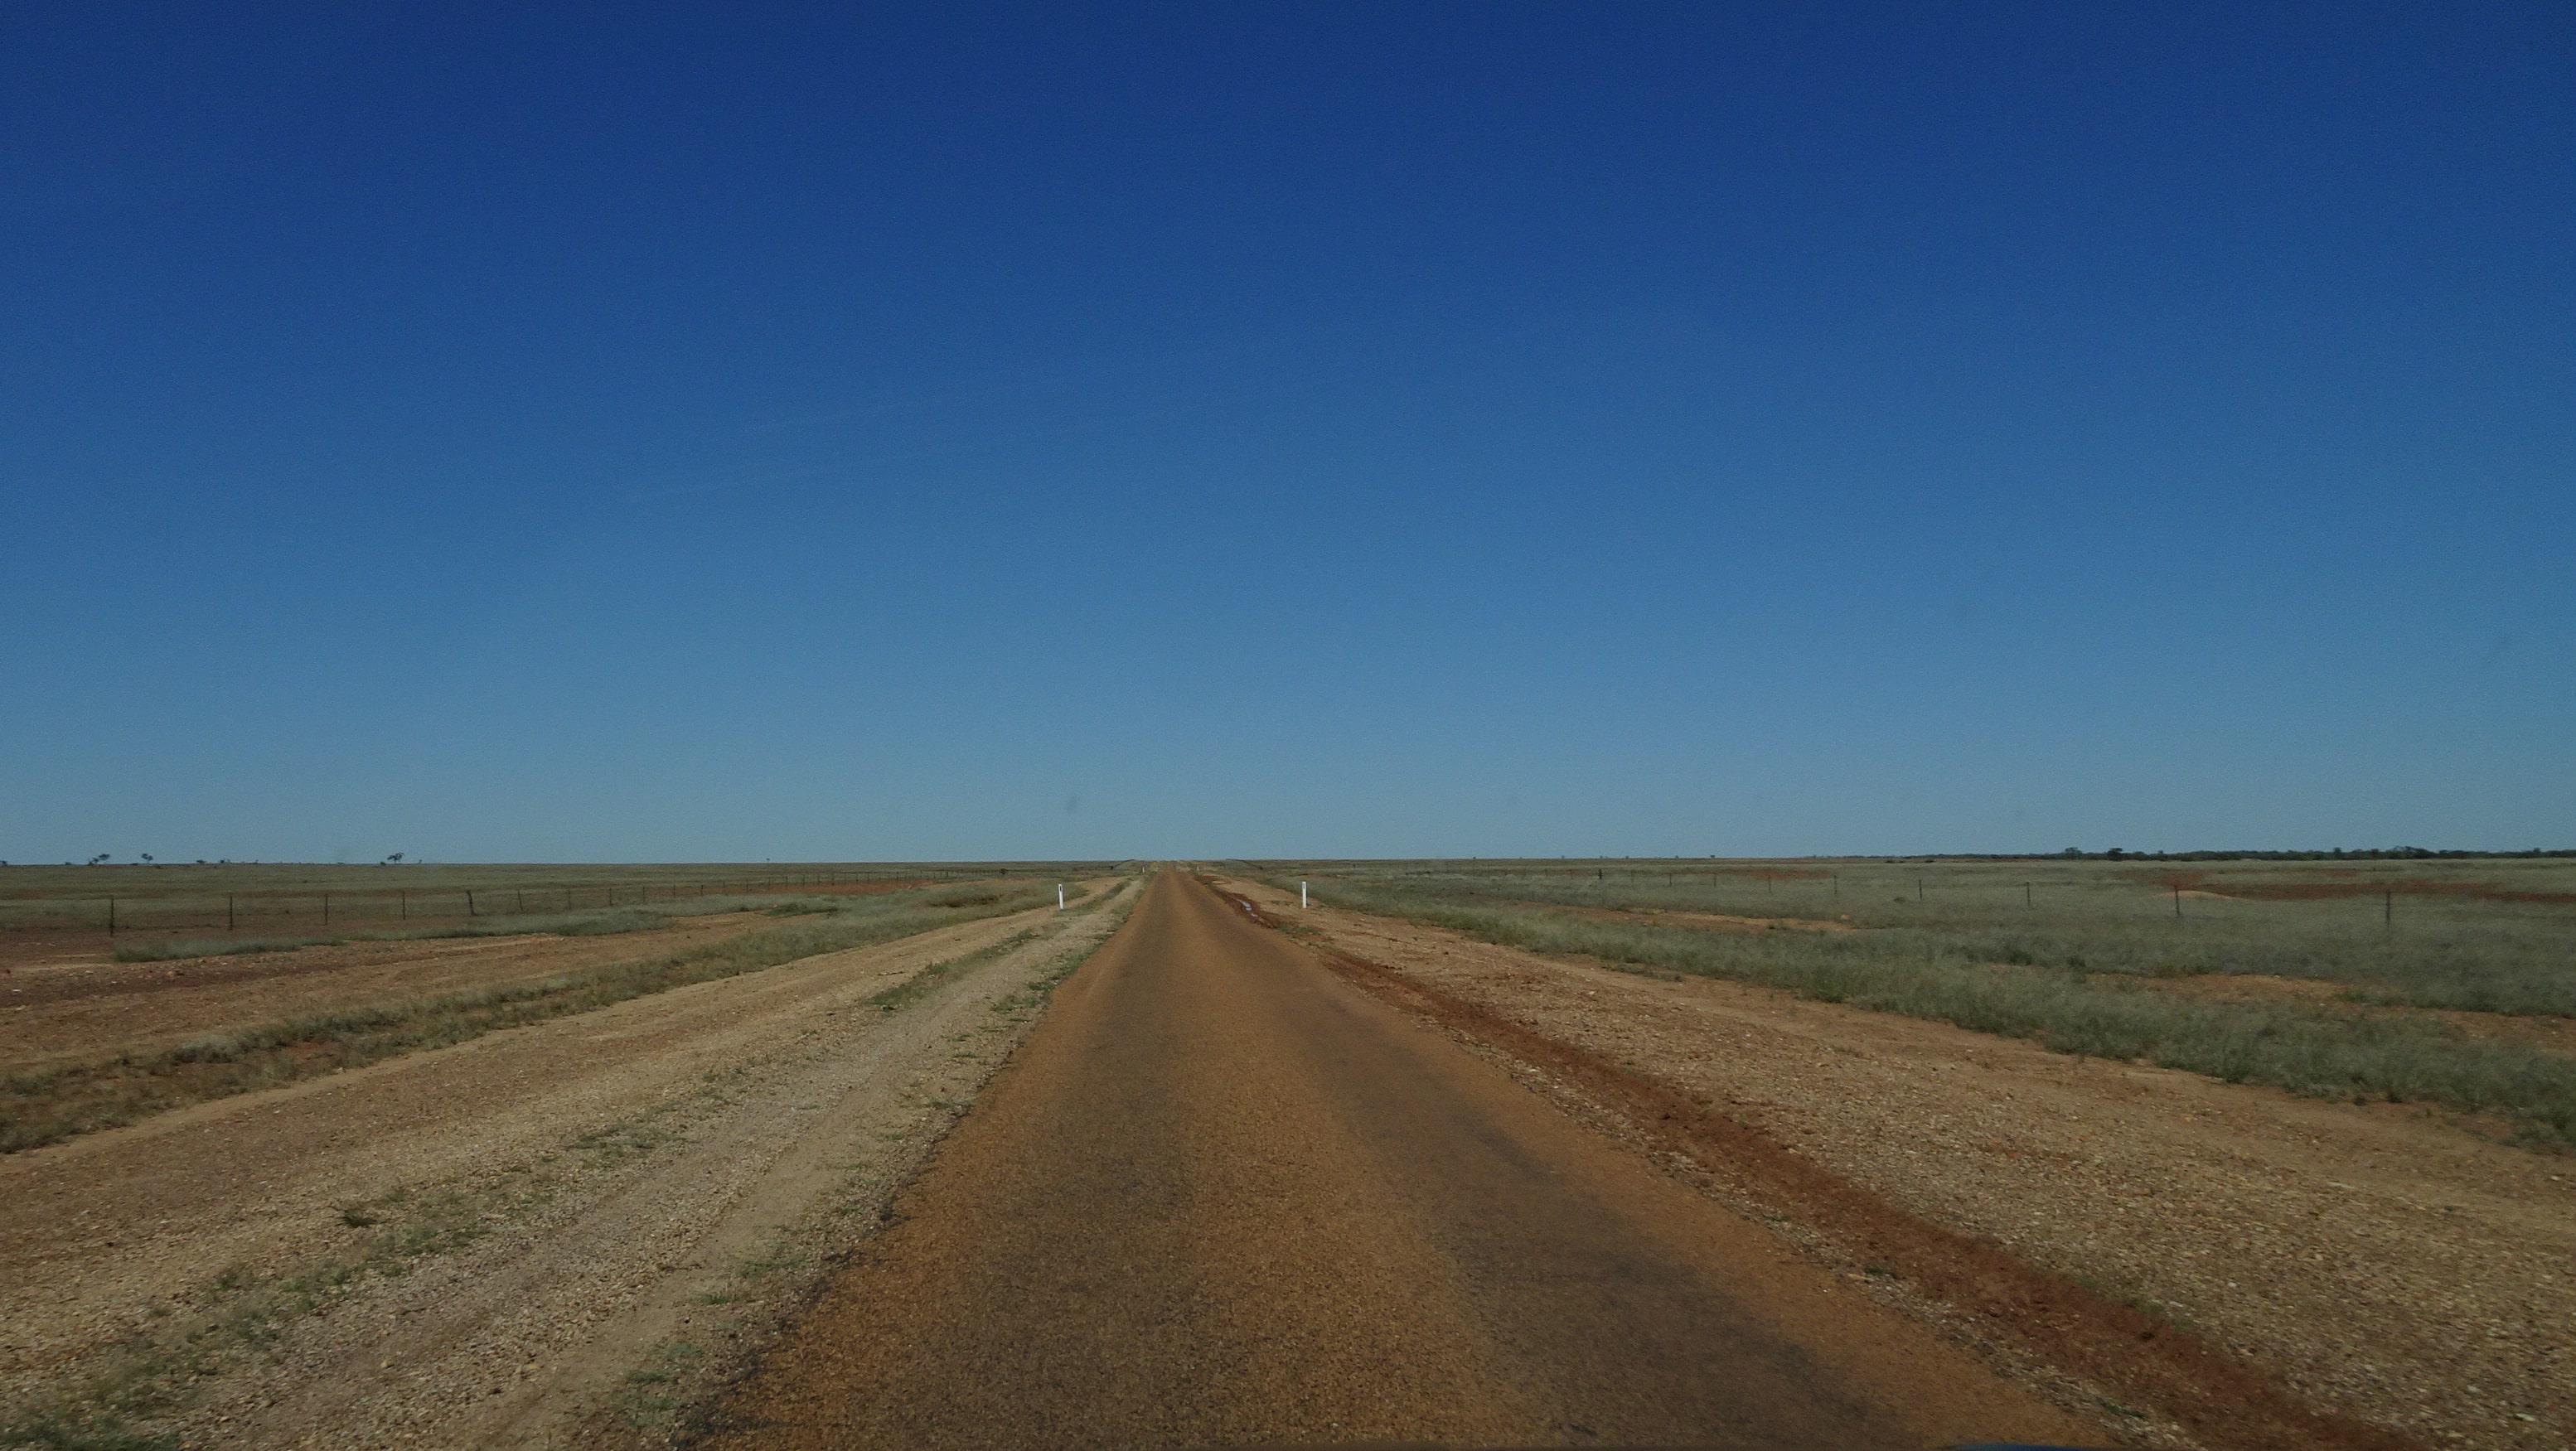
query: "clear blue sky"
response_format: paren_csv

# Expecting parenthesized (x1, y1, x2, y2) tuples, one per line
(3, 3, 2569, 863)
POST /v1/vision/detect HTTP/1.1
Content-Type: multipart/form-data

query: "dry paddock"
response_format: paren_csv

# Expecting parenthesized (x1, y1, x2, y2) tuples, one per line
(0, 883, 1135, 1449)
(1214, 874, 2575, 1451)
(0, 912, 782, 1071)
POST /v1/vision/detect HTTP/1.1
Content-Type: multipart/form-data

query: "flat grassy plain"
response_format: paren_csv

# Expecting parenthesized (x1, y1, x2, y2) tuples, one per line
(2, 868, 1117, 1154)
(0, 878, 1145, 1451)
(1251, 856, 2576, 1144)
(0, 859, 1125, 944)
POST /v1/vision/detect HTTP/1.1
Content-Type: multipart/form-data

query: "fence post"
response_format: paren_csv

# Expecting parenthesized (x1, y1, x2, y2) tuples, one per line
(467, 890, 477, 917)
(2385, 890, 2393, 930)
(228, 894, 235, 931)
(108, 897, 116, 935)
(2174, 887, 2183, 920)
(2026, 883, 2032, 908)
(399, 890, 407, 921)
(323, 892, 331, 926)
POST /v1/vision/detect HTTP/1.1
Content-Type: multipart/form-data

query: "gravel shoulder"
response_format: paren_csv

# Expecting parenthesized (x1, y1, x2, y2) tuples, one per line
(0, 880, 1136, 1449)
(1216, 874, 2574, 1451)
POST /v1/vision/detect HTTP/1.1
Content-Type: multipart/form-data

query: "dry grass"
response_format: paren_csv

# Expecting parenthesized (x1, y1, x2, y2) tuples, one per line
(0, 882, 1083, 1154)
(1279, 859, 2576, 1016)
(0, 860, 1123, 938)
(1271, 866, 2576, 1145)
(0, 1120, 655, 1450)
(106, 907, 674, 963)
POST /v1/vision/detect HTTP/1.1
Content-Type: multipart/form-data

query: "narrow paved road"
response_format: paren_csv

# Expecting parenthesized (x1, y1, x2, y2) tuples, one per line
(708, 871, 2097, 1449)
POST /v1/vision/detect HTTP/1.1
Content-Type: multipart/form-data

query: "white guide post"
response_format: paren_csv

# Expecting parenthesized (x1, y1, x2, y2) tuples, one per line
(1057, 883, 1065, 911)
(1301, 881, 1309, 909)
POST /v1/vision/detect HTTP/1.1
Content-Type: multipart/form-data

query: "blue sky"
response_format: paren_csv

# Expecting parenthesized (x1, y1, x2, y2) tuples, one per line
(3, 3, 2569, 863)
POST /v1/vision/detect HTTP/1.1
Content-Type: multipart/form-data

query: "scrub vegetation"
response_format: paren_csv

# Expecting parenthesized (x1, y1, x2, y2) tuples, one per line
(0, 859, 1128, 939)
(97, 886, 937, 963)
(1257, 858, 2576, 1144)
(107, 907, 675, 962)
(0, 880, 1087, 1154)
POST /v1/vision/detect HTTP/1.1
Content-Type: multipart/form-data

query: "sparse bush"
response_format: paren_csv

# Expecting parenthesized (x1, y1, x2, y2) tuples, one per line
(111, 908, 671, 963)
(1284, 862, 2576, 1016)
(7, 881, 1068, 1154)
(1281, 873, 2576, 1144)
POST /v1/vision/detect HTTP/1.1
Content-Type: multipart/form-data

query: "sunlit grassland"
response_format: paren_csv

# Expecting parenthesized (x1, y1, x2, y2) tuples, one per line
(1, 878, 1108, 1154)
(1279, 856, 2576, 1013)
(1250, 857, 2576, 1144)
(109, 907, 685, 962)
(0, 859, 1130, 937)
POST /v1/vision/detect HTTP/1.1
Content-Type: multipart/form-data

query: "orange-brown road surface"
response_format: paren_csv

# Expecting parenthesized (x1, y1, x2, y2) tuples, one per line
(709, 872, 2099, 1450)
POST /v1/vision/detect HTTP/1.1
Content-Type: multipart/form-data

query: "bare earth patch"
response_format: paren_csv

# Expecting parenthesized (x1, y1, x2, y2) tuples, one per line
(0, 913, 777, 1071)
(0, 882, 1135, 1449)
(1218, 875, 2574, 1451)
(1549, 902, 1859, 933)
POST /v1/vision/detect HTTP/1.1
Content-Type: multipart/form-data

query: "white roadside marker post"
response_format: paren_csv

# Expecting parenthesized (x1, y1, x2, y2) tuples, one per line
(1058, 883, 1065, 911)
(1301, 881, 1309, 909)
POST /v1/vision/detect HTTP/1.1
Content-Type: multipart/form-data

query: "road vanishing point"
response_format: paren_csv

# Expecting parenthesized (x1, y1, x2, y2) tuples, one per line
(704, 870, 2097, 1450)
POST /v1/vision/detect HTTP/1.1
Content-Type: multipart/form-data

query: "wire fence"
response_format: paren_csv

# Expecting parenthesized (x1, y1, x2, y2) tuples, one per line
(0, 869, 980, 936)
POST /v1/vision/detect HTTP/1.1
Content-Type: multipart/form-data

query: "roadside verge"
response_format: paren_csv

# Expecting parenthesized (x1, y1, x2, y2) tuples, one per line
(0, 879, 1139, 1451)
(1211, 874, 2569, 1451)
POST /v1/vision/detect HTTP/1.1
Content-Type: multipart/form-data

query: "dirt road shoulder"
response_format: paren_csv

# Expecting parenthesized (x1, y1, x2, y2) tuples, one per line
(1215, 874, 2571, 1451)
(0, 879, 1138, 1450)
